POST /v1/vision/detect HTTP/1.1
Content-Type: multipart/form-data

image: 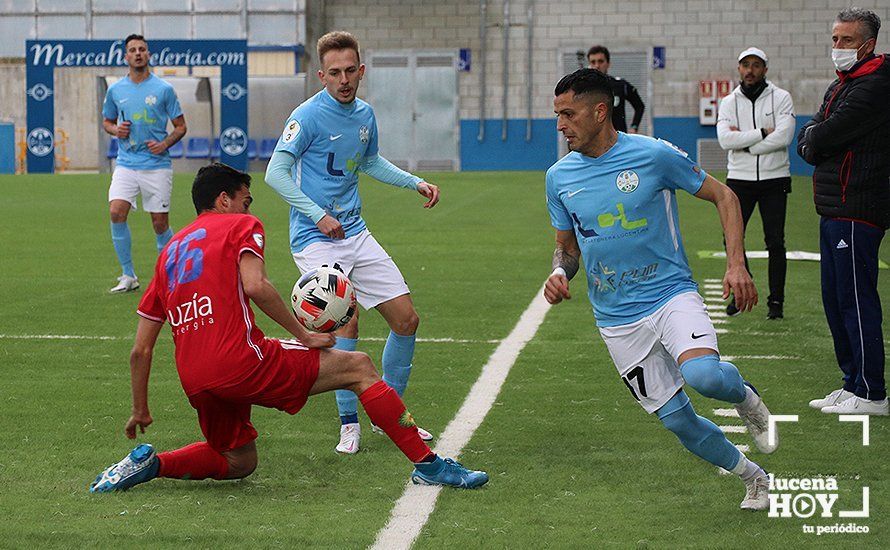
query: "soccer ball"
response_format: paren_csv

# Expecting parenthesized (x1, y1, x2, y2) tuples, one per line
(291, 266, 357, 333)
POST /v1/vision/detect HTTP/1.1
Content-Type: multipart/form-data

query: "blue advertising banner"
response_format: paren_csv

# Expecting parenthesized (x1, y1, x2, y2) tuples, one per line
(25, 39, 248, 173)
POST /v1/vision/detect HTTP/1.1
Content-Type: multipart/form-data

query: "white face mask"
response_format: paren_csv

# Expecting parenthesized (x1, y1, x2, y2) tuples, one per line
(832, 40, 870, 72)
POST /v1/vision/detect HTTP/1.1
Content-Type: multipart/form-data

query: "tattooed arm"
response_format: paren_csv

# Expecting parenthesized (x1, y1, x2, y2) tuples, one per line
(544, 229, 581, 305)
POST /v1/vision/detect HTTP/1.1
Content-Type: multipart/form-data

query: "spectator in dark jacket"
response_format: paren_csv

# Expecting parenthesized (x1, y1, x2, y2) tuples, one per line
(798, 7, 890, 416)
(587, 45, 646, 133)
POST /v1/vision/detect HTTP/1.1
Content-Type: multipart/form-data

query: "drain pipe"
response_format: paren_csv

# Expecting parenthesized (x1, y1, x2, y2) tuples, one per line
(501, 0, 509, 141)
(477, 0, 487, 142)
(526, 0, 534, 141)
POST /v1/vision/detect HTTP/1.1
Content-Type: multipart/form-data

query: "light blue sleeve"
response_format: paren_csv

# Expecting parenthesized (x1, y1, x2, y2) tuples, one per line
(264, 150, 327, 223)
(358, 154, 422, 190)
(545, 169, 573, 230)
(102, 88, 117, 120)
(656, 139, 707, 195)
(165, 85, 183, 120)
(274, 111, 314, 157)
(366, 112, 379, 157)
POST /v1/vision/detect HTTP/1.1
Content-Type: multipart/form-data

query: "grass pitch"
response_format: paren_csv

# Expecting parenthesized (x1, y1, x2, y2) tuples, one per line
(0, 170, 887, 548)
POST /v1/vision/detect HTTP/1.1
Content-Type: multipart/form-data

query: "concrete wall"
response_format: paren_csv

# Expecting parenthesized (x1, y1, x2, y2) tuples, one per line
(324, 0, 890, 171)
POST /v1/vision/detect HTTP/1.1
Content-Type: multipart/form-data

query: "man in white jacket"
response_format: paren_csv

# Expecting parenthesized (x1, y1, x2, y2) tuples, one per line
(717, 47, 795, 320)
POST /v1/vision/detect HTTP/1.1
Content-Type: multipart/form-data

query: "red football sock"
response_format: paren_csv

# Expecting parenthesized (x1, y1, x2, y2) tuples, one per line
(359, 380, 432, 463)
(157, 442, 230, 480)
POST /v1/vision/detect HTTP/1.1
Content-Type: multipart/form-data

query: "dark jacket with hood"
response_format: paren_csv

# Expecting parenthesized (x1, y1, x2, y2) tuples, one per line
(797, 53, 890, 229)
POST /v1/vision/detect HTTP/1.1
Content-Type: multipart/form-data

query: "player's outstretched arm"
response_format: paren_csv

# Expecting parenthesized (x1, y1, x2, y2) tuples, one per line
(358, 154, 439, 207)
(544, 229, 580, 305)
(694, 175, 758, 312)
(239, 252, 335, 349)
(126, 316, 163, 439)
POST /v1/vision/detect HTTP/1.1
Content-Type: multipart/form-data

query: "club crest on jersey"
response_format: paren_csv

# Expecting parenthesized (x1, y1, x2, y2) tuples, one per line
(145, 95, 157, 106)
(283, 120, 300, 143)
(616, 170, 639, 193)
(252, 233, 264, 249)
(359, 125, 370, 144)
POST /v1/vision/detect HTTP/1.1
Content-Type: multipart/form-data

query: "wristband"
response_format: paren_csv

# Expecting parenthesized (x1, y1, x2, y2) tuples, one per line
(551, 267, 567, 278)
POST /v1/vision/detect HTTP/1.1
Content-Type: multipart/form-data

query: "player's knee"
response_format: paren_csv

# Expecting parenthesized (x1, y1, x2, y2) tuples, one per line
(680, 355, 723, 398)
(152, 220, 169, 234)
(392, 311, 419, 335)
(110, 208, 128, 223)
(350, 351, 379, 382)
(226, 453, 258, 479)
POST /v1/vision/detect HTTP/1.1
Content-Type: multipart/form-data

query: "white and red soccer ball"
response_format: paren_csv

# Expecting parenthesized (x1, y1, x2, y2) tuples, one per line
(291, 266, 357, 333)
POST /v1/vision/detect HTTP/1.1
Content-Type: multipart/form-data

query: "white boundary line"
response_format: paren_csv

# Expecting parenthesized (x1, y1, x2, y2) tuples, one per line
(0, 334, 503, 345)
(371, 286, 551, 550)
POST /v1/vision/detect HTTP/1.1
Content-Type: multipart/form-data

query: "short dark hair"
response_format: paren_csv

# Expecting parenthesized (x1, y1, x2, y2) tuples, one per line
(317, 31, 361, 66)
(555, 68, 614, 114)
(587, 45, 610, 63)
(836, 7, 881, 41)
(192, 163, 251, 214)
(124, 34, 146, 49)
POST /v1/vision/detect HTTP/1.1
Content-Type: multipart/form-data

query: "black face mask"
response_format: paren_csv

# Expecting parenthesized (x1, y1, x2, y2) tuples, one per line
(740, 79, 767, 101)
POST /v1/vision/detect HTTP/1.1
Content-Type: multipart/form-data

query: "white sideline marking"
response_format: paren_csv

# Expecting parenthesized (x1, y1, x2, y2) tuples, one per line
(711, 319, 727, 325)
(722, 355, 799, 361)
(735, 444, 750, 453)
(713, 408, 740, 418)
(709, 311, 728, 318)
(371, 286, 552, 550)
(703, 283, 723, 290)
(0, 334, 503, 345)
(719, 425, 748, 434)
(704, 290, 724, 297)
(704, 278, 722, 283)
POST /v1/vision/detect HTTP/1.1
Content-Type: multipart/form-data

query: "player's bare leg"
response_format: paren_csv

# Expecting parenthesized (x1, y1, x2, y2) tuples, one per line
(313, 349, 487, 488)
(374, 294, 434, 441)
(109, 199, 139, 293)
(149, 211, 174, 252)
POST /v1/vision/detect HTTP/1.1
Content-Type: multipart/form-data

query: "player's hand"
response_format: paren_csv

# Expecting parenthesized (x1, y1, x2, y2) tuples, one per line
(146, 140, 168, 155)
(628, 127, 639, 134)
(317, 215, 345, 240)
(116, 121, 131, 139)
(544, 273, 571, 305)
(729, 126, 739, 131)
(125, 411, 153, 439)
(763, 127, 774, 135)
(416, 182, 439, 208)
(723, 265, 758, 312)
(300, 332, 336, 349)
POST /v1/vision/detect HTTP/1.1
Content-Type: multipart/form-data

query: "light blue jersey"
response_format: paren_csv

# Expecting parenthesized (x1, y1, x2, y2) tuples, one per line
(274, 89, 380, 253)
(102, 73, 182, 170)
(546, 133, 707, 327)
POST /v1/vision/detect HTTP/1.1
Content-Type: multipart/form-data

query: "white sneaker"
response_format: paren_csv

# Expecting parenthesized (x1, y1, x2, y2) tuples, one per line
(109, 275, 139, 293)
(335, 423, 361, 454)
(371, 423, 434, 441)
(740, 473, 770, 511)
(809, 388, 854, 409)
(735, 384, 777, 454)
(821, 395, 889, 416)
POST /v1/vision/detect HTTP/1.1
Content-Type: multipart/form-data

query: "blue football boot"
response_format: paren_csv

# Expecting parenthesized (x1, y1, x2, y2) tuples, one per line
(411, 456, 489, 489)
(90, 443, 160, 493)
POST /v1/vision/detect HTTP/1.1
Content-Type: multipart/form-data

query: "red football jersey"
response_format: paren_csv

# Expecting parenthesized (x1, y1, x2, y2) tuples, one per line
(137, 212, 273, 395)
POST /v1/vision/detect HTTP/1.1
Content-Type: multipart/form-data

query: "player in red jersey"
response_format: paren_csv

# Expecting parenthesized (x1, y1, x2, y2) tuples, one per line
(90, 163, 488, 491)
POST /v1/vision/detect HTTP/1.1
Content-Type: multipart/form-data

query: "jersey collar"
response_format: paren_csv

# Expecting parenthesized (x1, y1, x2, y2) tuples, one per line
(321, 88, 357, 111)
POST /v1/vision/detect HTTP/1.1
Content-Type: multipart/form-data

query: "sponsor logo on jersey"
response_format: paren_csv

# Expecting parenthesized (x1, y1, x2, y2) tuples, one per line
(616, 170, 639, 193)
(592, 261, 659, 294)
(282, 120, 300, 143)
(168, 293, 215, 335)
(145, 95, 157, 106)
(253, 233, 264, 249)
(359, 125, 370, 144)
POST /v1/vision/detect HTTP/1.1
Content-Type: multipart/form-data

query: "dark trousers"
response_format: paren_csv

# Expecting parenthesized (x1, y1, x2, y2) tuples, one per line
(726, 178, 789, 304)
(820, 217, 886, 401)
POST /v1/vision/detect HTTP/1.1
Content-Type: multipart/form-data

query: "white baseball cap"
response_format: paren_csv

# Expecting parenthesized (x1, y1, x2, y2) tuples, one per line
(738, 47, 768, 65)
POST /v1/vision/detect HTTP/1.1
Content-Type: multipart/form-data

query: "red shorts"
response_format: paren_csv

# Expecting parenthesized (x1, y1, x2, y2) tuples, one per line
(186, 339, 320, 453)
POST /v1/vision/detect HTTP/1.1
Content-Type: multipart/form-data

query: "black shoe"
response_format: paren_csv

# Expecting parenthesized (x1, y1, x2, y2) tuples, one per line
(767, 301, 783, 320)
(726, 298, 741, 317)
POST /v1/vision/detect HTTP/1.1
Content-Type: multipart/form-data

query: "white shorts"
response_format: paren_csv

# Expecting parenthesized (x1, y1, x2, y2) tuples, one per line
(108, 166, 173, 213)
(598, 291, 719, 414)
(292, 229, 410, 310)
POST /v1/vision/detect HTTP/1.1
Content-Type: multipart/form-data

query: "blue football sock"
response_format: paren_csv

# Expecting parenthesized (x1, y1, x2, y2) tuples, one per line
(657, 390, 742, 471)
(680, 354, 747, 404)
(110, 221, 135, 278)
(333, 337, 359, 419)
(156, 228, 173, 252)
(382, 330, 416, 397)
